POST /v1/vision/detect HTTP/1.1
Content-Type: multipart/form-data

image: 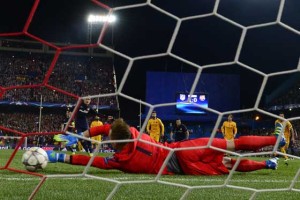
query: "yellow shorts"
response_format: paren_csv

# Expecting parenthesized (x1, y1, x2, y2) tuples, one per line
(150, 132, 161, 142)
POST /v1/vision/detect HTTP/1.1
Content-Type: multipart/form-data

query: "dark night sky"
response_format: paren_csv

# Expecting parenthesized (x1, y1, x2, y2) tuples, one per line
(0, 0, 300, 120)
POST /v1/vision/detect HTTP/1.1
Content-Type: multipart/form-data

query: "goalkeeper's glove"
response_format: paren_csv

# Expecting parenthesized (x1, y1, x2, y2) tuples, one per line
(54, 134, 78, 146)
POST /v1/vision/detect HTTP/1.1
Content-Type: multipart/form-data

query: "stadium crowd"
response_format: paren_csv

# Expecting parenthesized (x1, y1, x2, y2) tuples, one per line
(0, 48, 299, 156)
(0, 51, 117, 107)
(268, 80, 300, 111)
(0, 112, 65, 148)
(0, 49, 118, 149)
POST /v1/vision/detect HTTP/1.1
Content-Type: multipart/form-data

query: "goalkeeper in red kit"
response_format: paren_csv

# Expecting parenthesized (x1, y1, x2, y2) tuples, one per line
(49, 119, 286, 175)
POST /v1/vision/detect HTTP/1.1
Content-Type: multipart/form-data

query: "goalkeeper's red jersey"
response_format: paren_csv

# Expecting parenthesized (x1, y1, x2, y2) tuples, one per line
(71, 124, 229, 175)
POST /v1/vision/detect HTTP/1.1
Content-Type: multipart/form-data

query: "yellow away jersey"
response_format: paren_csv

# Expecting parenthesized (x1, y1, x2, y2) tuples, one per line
(221, 121, 237, 140)
(91, 120, 103, 128)
(146, 118, 164, 136)
(90, 120, 103, 142)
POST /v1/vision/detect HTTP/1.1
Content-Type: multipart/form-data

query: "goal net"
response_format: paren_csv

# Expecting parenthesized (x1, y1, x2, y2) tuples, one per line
(0, 0, 299, 199)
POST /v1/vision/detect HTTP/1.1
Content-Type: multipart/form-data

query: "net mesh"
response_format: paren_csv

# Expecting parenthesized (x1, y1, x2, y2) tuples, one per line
(0, 0, 299, 199)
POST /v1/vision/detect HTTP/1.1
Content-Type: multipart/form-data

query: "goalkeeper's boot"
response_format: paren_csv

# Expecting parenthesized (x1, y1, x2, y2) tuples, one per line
(46, 150, 66, 163)
(265, 157, 278, 170)
(54, 134, 78, 146)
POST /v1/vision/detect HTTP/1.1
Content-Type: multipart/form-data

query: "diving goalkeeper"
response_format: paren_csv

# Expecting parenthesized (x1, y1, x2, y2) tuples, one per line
(49, 119, 286, 175)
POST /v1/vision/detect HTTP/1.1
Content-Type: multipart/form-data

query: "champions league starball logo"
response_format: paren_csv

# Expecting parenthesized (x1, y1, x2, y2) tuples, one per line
(180, 94, 186, 101)
(199, 95, 206, 101)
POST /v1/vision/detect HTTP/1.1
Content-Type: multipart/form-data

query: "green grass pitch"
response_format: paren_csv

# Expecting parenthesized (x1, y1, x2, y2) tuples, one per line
(0, 149, 300, 200)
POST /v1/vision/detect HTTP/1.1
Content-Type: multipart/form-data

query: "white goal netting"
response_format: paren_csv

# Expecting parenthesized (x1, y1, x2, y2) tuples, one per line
(0, 0, 299, 199)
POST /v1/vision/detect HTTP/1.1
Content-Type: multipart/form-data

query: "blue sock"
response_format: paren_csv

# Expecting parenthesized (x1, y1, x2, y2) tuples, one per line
(47, 151, 66, 163)
(57, 153, 66, 162)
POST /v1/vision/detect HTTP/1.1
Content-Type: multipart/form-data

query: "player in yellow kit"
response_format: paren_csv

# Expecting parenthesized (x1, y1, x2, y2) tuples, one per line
(221, 114, 237, 141)
(274, 112, 295, 161)
(146, 111, 165, 142)
(90, 116, 103, 149)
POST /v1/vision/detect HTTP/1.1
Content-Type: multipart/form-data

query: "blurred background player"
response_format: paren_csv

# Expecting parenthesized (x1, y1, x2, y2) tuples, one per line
(90, 116, 103, 150)
(55, 97, 98, 156)
(221, 114, 237, 141)
(170, 119, 189, 142)
(146, 111, 165, 142)
(58, 107, 76, 154)
(106, 115, 114, 125)
(62, 121, 76, 154)
(274, 112, 296, 161)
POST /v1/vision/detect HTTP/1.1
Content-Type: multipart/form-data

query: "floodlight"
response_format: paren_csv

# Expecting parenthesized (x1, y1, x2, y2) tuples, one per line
(87, 14, 116, 23)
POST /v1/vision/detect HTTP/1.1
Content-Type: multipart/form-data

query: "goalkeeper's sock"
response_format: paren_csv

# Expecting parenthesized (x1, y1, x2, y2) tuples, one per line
(234, 136, 276, 151)
(231, 159, 266, 172)
(47, 150, 66, 163)
(57, 153, 66, 162)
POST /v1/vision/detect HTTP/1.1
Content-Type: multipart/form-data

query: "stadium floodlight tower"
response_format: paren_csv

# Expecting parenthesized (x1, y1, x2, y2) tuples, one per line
(87, 14, 116, 44)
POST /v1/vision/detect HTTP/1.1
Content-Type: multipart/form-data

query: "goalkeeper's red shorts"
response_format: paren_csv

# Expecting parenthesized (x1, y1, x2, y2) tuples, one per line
(174, 138, 229, 175)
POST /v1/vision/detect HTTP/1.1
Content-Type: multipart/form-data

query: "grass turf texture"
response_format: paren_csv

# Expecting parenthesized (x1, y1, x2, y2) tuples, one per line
(0, 149, 300, 199)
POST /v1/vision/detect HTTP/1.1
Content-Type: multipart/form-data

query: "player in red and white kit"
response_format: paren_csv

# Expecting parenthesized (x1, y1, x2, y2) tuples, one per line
(49, 119, 285, 175)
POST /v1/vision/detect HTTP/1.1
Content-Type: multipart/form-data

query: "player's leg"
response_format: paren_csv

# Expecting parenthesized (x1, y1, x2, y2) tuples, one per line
(174, 138, 226, 175)
(174, 135, 283, 153)
(153, 134, 160, 142)
(77, 141, 83, 152)
(92, 135, 102, 150)
(91, 136, 96, 149)
(280, 146, 287, 160)
(66, 145, 76, 155)
(223, 157, 278, 172)
(224, 132, 234, 141)
(77, 127, 94, 156)
(230, 135, 285, 151)
(281, 141, 289, 161)
(150, 132, 159, 142)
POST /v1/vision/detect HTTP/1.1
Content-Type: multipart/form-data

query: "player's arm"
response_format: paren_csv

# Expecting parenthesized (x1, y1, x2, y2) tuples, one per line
(83, 124, 111, 137)
(288, 122, 296, 142)
(56, 154, 121, 170)
(170, 128, 174, 141)
(233, 122, 237, 138)
(184, 126, 189, 140)
(291, 128, 296, 143)
(159, 119, 165, 136)
(221, 122, 225, 136)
